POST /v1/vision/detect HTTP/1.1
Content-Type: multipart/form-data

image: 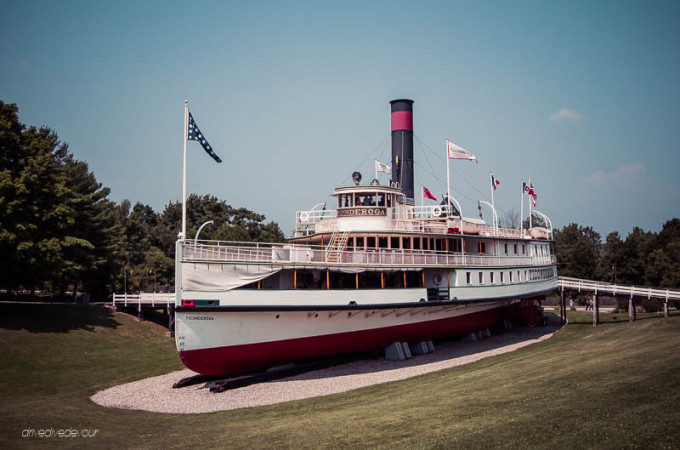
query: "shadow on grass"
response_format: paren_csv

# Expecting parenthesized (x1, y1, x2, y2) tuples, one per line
(563, 309, 679, 325)
(0, 303, 121, 333)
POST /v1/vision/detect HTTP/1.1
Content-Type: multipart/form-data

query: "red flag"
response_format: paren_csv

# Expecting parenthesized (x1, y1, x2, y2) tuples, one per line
(422, 186, 437, 201)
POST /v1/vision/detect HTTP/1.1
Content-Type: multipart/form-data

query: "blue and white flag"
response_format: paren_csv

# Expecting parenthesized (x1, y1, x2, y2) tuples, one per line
(187, 112, 222, 163)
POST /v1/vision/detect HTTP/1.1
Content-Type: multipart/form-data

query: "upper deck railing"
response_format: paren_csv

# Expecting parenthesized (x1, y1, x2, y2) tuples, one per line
(294, 205, 537, 239)
(179, 240, 556, 268)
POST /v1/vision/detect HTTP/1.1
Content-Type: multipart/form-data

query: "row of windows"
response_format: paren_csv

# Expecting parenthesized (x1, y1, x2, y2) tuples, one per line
(338, 193, 394, 208)
(240, 269, 423, 290)
(464, 267, 556, 285)
(341, 236, 537, 255)
(238, 266, 556, 291)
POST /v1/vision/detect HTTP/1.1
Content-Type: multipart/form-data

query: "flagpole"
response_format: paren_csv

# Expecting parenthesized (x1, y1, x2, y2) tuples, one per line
(490, 171, 495, 214)
(181, 100, 188, 241)
(446, 139, 451, 214)
(520, 178, 524, 235)
(529, 179, 533, 229)
(374, 158, 378, 181)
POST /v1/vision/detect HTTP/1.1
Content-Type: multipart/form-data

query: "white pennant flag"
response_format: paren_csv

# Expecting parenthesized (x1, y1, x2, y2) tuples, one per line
(447, 140, 478, 162)
(375, 159, 392, 174)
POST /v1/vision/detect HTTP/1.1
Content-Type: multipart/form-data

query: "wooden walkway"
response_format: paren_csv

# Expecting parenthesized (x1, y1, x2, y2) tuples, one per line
(111, 293, 175, 334)
(558, 276, 680, 301)
(112, 292, 175, 308)
(556, 276, 680, 326)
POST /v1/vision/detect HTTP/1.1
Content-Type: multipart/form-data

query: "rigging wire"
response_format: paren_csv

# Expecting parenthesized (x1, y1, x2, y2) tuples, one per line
(413, 134, 514, 221)
(331, 132, 520, 225)
(337, 133, 391, 186)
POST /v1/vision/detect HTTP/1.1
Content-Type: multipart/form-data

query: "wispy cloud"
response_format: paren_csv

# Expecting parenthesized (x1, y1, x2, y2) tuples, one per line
(549, 108, 582, 122)
(579, 162, 646, 192)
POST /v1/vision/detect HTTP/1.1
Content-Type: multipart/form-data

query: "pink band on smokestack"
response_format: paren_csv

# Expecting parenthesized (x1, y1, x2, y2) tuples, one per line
(391, 111, 413, 131)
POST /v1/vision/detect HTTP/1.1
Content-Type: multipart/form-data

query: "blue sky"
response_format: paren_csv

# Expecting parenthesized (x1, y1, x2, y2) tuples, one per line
(2, 0, 678, 239)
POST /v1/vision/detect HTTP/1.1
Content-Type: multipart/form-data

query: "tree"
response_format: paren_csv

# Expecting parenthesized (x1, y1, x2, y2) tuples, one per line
(645, 219, 680, 288)
(500, 209, 520, 229)
(554, 223, 602, 279)
(0, 101, 122, 298)
(599, 231, 625, 283)
(617, 227, 654, 285)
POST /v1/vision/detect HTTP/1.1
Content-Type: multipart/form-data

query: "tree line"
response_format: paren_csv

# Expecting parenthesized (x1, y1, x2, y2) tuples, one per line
(0, 101, 284, 299)
(554, 221, 680, 289)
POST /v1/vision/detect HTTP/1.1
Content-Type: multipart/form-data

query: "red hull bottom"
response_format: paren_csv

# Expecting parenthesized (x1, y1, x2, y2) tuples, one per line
(180, 306, 512, 376)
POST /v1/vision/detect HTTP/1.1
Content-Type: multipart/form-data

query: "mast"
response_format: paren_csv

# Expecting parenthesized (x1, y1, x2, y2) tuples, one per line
(520, 178, 524, 235)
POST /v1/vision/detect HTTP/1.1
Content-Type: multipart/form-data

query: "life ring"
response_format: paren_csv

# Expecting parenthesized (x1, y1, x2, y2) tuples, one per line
(432, 206, 442, 217)
(433, 274, 443, 285)
(300, 212, 309, 222)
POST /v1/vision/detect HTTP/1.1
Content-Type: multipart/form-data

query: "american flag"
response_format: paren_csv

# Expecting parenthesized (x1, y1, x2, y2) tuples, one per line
(187, 112, 222, 163)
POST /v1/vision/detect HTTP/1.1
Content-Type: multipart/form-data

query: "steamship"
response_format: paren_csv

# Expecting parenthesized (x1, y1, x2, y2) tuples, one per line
(174, 99, 558, 376)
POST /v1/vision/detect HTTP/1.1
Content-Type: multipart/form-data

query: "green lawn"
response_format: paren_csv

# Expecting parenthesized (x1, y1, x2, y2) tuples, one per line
(1, 304, 679, 449)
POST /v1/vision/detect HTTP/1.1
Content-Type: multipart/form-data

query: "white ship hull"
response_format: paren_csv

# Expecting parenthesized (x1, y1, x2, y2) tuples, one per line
(175, 279, 556, 376)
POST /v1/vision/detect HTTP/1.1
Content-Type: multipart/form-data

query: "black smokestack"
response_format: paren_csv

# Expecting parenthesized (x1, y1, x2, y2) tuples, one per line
(390, 99, 414, 203)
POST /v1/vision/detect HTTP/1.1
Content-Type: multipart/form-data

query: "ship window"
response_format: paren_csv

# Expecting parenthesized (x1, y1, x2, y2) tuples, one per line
(510, 272, 513, 282)
(390, 237, 400, 249)
(356, 237, 364, 249)
(377, 194, 385, 207)
(522, 244, 526, 254)
(478, 242, 486, 253)
(504, 243, 508, 254)
(378, 237, 388, 248)
(478, 272, 483, 284)
(514, 244, 518, 254)
(367, 237, 376, 249)
(413, 238, 421, 250)
(403, 237, 411, 250)
(500, 272, 504, 283)
(490, 272, 495, 283)
(466, 272, 471, 284)
(449, 239, 461, 252)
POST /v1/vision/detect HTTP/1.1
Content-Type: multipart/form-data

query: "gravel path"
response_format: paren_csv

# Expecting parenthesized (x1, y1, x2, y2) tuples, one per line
(91, 320, 560, 414)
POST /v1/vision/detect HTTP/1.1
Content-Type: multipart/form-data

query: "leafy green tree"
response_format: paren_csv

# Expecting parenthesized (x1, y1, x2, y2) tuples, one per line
(644, 219, 680, 288)
(554, 223, 602, 279)
(599, 231, 625, 283)
(617, 227, 654, 285)
(1, 101, 123, 298)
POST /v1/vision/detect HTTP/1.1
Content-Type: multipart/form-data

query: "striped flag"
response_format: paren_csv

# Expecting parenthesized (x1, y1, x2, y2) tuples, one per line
(187, 112, 222, 163)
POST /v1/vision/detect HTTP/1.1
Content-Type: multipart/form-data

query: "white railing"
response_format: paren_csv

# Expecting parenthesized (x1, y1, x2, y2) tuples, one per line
(296, 209, 338, 223)
(557, 277, 680, 300)
(294, 211, 539, 240)
(181, 241, 556, 269)
(112, 292, 175, 308)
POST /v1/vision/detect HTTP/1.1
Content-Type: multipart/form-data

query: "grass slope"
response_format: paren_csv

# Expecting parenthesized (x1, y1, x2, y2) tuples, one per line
(0, 304, 679, 449)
